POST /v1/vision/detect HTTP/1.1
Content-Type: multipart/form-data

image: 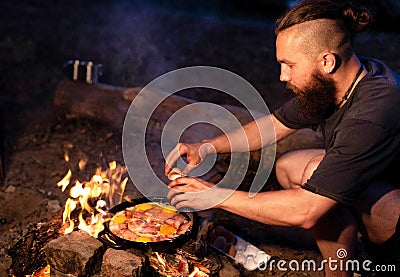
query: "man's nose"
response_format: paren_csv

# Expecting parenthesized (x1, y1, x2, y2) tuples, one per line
(280, 74, 289, 82)
(279, 66, 291, 82)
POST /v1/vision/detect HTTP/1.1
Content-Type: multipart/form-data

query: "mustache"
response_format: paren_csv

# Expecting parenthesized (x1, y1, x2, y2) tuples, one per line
(286, 82, 301, 95)
(285, 82, 293, 90)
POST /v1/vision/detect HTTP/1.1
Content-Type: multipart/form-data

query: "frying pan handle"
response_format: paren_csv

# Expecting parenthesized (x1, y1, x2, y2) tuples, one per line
(97, 229, 128, 249)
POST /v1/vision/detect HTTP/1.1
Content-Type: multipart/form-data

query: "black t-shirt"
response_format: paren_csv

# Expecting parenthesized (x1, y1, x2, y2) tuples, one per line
(273, 57, 400, 205)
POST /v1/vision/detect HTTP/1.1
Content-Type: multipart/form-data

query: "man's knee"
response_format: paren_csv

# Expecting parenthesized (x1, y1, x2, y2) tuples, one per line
(301, 153, 325, 184)
(275, 152, 296, 189)
(275, 149, 325, 189)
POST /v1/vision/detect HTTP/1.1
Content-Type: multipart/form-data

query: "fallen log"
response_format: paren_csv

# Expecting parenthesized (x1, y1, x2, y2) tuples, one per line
(53, 79, 259, 144)
(54, 80, 141, 132)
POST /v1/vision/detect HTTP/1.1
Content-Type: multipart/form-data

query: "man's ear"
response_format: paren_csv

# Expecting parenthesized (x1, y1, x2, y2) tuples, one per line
(320, 52, 336, 74)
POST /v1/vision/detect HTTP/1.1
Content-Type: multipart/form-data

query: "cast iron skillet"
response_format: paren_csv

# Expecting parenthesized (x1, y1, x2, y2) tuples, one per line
(98, 197, 197, 252)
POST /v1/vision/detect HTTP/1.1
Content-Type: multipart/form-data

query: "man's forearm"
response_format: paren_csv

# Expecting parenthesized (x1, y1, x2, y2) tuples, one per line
(216, 188, 336, 229)
(207, 115, 278, 153)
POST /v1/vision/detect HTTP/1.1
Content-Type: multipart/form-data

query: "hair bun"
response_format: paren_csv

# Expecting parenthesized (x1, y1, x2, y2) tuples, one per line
(342, 2, 373, 33)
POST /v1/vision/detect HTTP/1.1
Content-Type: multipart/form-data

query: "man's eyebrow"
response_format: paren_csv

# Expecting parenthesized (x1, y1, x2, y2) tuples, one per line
(277, 58, 294, 64)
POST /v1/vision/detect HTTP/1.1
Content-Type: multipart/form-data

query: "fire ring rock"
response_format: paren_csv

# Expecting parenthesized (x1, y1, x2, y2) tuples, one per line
(100, 248, 146, 277)
(44, 231, 106, 277)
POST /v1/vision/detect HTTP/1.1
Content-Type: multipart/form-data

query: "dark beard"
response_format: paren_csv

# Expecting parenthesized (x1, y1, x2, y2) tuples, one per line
(287, 70, 337, 120)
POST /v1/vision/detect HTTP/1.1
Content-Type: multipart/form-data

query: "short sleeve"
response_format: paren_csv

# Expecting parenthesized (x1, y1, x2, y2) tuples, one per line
(273, 98, 320, 130)
(302, 119, 400, 205)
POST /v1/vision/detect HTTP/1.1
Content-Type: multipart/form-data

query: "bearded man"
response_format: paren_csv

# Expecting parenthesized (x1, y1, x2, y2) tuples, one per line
(165, 1, 400, 275)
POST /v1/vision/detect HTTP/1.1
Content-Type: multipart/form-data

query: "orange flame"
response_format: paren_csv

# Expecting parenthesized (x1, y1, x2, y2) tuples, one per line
(188, 267, 200, 277)
(31, 264, 51, 277)
(57, 161, 127, 238)
(78, 159, 87, 171)
(64, 153, 69, 162)
(151, 252, 209, 277)
(155, 252, 167, 268)
(57, 169, 72, 192)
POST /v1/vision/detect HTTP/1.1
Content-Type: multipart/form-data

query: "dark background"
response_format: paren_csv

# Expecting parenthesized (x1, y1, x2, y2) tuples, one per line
(1, 0, 399, 156)
(0, 0, 399, 275)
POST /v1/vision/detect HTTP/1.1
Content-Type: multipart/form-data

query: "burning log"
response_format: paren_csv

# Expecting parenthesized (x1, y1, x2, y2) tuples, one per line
(7, 217, 62, 277)
(149, 246, 221, 277)
(150, 252, 190, 277)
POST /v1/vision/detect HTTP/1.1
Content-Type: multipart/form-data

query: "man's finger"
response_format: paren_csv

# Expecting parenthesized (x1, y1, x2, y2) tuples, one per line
(167, 187, 184, 200)
(169, 192, 189, 208)
(168, 177, 191, 189)
(182, 164, 197, 176)
(165, 144, 183, 175)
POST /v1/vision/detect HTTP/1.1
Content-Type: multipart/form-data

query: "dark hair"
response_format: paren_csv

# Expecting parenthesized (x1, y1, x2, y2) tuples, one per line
(275, 0, 373, 35)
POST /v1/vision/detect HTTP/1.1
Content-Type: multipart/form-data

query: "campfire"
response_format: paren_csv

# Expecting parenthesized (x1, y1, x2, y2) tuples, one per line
(24, 159, 219, 277)
(7, 155, 273, 277)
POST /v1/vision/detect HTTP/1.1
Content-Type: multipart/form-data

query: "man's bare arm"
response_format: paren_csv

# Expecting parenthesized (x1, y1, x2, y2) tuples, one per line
(168, 177, 337, 229)
(218, 188, 337, 229)
(165, 114, 296, 175)
(205, 114, 296, 153)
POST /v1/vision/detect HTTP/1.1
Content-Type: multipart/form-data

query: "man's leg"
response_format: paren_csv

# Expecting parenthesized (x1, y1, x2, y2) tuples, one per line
(355, 181, 400, 274)
(355, 182, 400, 245)
(275, 148, 325, 189)
(312, 207, 358, 276)
(276, 149, 357, 276)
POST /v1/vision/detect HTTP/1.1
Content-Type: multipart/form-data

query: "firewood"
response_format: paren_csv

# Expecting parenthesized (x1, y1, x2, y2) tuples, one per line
(7, 216, 62, 277)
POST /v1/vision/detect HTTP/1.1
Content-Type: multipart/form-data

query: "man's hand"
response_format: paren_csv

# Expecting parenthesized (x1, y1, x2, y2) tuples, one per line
(164, 142, 215, 177)
(167, 176, 230, 210)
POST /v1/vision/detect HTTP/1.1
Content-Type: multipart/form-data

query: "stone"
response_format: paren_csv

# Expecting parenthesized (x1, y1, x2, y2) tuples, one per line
(45, 231, 105, 277)
(4, 185, 15, 193)
(100, 248, 146, 277)
(47, 200, 62, 213)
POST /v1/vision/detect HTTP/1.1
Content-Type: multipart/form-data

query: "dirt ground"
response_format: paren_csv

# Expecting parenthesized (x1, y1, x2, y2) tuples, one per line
(1, 1, 400, 276)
